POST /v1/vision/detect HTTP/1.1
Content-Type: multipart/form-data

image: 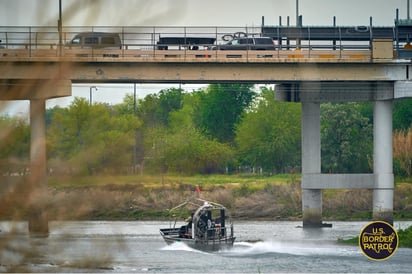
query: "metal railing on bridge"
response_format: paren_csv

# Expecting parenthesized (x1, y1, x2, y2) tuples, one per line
(0, 26, 397, 62)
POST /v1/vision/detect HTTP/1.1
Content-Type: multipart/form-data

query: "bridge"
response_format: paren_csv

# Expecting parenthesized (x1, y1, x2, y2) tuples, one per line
(1, 16, 412, 233)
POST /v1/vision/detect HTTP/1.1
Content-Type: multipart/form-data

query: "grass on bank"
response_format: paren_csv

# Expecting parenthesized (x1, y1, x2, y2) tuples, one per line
(47, 173, 299, 190)
(45, 173, 412, 220)
(4, 173, 412, 222)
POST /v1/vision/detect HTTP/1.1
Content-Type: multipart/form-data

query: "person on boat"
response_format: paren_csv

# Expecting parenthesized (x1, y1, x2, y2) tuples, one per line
(179, 225, 188, 238)
(207, 218, 212, 229)
(186, 213, 193, 238)
(179, 213, 193, 238)
(185, 214, 193, 224)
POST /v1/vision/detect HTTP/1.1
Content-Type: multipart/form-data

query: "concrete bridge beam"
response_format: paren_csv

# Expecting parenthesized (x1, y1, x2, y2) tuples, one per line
(0, 79, 71, 100)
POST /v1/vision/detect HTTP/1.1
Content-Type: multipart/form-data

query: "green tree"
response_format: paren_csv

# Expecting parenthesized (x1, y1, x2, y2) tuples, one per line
(47, 97, 141, 175)
(168, 93, 199, 132)
(166, 127, 233, 174)
(47, 98, 92, 159)
(394, 99, 412, 131)
(194, 84, 255, 144)
(321, 103, 372, 173)
(157, 88, 184, 126)
(142, 91, 234, 174)
(144, 125, 233, 174)
(132, 88, 184, 129)
(235, 86, 301, 173)
(135, 93, 161, 128)
(0, 116, 30, 174)
(115, 94, 137, 115)
(115, 88, 185, 173)
(356, 99, 412, 132)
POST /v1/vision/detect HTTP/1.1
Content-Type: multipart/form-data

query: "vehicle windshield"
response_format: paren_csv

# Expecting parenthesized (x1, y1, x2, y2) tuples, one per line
(71, 37, 80, 44)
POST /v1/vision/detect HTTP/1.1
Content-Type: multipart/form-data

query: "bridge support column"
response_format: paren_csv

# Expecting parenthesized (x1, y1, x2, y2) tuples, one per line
(373, 100, 394, 224)
(28, 99, 49, 236)
(0, 79, 71, 235)
(301, 102, 322, 227)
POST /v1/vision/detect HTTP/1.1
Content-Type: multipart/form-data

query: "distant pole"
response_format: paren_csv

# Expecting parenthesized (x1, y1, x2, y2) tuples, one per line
(133, 83, 137, 174)
(296, 0, 301, 49)
(333, 16, 336, 50)
(408, 0, 410, 20)
(89, 86, 97, 105)
(58, 0, 62, 56)
(296, 0, 299, 26)
(134, 83, 137, 115)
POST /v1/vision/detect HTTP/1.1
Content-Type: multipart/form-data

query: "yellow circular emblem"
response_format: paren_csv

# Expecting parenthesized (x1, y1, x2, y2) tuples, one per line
(359, 221, 399, 261)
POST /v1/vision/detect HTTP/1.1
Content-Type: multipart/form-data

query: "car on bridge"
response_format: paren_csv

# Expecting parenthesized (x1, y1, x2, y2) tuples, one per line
(65, 32, 122, 58)
(67, 32, 122, 49)
(215, 37, 275, 50)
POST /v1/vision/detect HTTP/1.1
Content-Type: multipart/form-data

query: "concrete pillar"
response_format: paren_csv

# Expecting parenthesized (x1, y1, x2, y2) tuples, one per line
(28, 99, 49, 236)
(301, 102, 322, 227)
(373, 100, 394, 224)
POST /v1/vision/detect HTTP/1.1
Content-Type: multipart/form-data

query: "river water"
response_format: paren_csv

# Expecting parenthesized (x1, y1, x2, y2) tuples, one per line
(0, 220, 411, 273)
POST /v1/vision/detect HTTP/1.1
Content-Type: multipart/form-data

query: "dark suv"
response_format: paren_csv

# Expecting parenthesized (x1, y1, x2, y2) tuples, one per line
(217, 37, 275, 50)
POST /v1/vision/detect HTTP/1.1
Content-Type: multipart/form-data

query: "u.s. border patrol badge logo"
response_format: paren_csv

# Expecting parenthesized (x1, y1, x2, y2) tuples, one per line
(359, 221, 399, 261)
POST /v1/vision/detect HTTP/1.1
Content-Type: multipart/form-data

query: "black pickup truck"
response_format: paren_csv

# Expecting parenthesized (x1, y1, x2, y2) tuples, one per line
(156, 37, 216, 50)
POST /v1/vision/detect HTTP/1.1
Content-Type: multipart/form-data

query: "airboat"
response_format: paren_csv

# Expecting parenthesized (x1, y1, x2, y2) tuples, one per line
(159, 198, 235, 251)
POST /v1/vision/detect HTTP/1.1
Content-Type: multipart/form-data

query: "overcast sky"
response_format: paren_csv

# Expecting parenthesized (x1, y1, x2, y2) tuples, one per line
(0, 0, 408, 26)
(0, 0, 408, 117)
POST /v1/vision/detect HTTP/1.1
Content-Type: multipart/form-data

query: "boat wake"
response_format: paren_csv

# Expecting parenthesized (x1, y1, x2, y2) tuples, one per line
(222, 240, 359, 257)
(160, 242, 206, 253)
(160, 240, 359, 258)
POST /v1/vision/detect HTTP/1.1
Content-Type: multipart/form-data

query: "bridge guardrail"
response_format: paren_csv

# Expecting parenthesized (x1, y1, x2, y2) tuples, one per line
(0, 26, 396, 62)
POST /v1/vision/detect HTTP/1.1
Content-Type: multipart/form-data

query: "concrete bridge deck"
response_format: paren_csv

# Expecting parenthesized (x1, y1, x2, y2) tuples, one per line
(0, 48, 376, 63)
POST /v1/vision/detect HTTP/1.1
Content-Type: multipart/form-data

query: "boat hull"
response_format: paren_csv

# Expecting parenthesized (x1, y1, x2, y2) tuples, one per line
(160, 228, 235, 252)
(161, 235, 235, 252)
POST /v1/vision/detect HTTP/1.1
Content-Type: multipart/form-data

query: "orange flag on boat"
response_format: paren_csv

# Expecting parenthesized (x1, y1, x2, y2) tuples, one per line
(196, 185, 201, 193)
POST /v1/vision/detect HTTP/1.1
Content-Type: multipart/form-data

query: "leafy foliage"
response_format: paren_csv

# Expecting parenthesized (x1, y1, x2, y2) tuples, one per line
(398, 225, 412, 247)
(139, 91, 235, 174)
(3, 84, 412, 177)
(394, 98, 412, 131)
(0, 116, 30, 160)
(321, 103, 373, 173)
(131, 88, 184, 129)
(235, 86, 301, 173)
(0, 116, 30, 174)
(194, 84, 255, 143)
(143, 125, 233, 174)
(47, 98, 141, 175)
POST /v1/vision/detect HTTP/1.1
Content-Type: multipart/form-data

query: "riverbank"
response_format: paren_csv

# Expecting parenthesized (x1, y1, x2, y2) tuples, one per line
(2, 174, 411, 221)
